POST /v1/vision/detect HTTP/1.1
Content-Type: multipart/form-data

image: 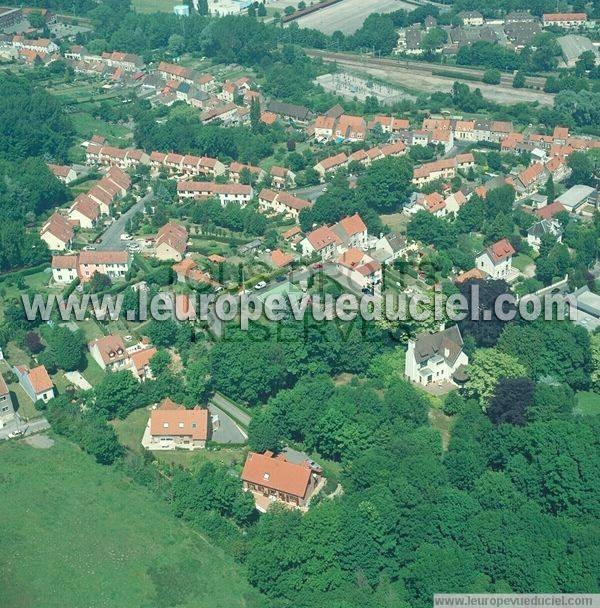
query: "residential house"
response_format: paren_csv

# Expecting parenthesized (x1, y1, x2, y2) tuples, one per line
(68, 194, 100, 229)
(405, 325, 468, 386)
(0, 375, 14, 428)
(142, 398, 210, 451)
(258, 189, 312, 220)
(51, 254, 79, 285)
(514, 162, 547, 196)
(270, 165, 296, 189)
(86, 145, 149, 169)
(200, 103, 241, 125)
(88, 334, 130, 372)
(267, 101, 314, 124)
(155, 222, 188, 262)
(527, 219, 563, 251)
(542, 12, 587, 28)
(78, 250, 129, 282)
(475, 238, 516, 279)
(100, 50, 144, 71)
(13, 365, 55, 403)
(368, 115, 410, 134)
(337, 248, 382, 289)
(270, 249, 294, 268)
(241, 450, 323, 511)
(172, 258, 214, 286)
(47, 163, 77, 184)
(157, 61, 194, 84)
(40, 213, 73, 251)
(176, 181, 253, 207)
(459, 10, 484, 26)
(300, 214, 368, 260)
(371, 233, 409, 264)
(229, 161, 265, 183)
(314, 152, 348, 179)
(130, 346, 157, 382)
(334, 115, 367, 142)
(313, 115, 335, 141)
(535, 201, 567, 220)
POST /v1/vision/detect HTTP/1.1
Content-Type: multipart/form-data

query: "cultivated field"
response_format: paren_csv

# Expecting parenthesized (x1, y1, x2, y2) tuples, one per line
(292, 0, 416, 34)
(0, 438, 262, 608)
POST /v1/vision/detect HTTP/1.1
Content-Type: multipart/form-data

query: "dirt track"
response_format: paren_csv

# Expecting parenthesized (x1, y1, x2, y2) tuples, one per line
(307, 49, 555, 106)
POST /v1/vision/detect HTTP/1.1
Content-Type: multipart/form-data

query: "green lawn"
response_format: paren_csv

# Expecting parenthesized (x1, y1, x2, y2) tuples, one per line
(132, 0, 177, 12)
(71, 111, 131, 144)
(0, 438, 262, 608)
(81, 352, 106, 386)
(574, 391, 600, 416)
(513, 253, 535, 273)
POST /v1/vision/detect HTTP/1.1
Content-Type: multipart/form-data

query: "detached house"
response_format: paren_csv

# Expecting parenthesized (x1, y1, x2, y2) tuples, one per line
(475, 238, 516, 279)
(13, 365, 55, 403)
(142, 398, 210, 451)
(47, 163, 78, 184)
(241, 450, 323, 512)
(270, 165, 296, 189)
(155, 222, 188, 262)
(405, 325, 468, 386)
(40, 213, 74, 251)
(527, 219, 563, 252)
(337, 248, 382, 289)
(68, 194, 100, 229)
(89, 334, 129, 372)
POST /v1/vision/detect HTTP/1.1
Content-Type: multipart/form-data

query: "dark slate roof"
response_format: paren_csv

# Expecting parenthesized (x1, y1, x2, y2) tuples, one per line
(267, 101, 314, 121)
(413, 325, 464, 366)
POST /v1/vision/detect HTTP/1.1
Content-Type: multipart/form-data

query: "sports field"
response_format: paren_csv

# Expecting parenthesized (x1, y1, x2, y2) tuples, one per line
(0, 437, 261, 608)
(132, 0, 177, 13)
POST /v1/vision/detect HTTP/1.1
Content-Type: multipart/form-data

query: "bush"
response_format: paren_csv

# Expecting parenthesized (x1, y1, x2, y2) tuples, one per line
(443, 391, 466, 416)
(482, 69, 501, 85)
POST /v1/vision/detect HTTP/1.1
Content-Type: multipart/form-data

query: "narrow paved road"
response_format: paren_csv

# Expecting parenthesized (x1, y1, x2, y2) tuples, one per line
(210, 393, 251, 427)
(97, 191, 153, 251)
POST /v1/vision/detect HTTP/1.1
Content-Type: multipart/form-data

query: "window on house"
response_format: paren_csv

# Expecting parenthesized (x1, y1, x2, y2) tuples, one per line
(163, 422, 169, 428)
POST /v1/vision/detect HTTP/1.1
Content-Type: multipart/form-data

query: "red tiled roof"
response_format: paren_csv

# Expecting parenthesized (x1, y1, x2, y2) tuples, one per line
(27, 365, 53, 394)
(241, 451, 312, 499)
(536, 201, 567, 220)
(487, 238, 515, 263)
(150, 399, 209, 441)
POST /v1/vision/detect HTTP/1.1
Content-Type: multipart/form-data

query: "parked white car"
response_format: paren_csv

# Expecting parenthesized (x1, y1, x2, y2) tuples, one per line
(254, 281, 267, 290)
(120, 233, 132, 241)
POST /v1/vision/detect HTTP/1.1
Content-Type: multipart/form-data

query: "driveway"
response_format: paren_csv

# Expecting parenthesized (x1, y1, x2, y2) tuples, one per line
(0, 415, 50, 441)
(97, 190, 153, 251)
(208, 404, 247, 444)
(210, 393, 251, 427)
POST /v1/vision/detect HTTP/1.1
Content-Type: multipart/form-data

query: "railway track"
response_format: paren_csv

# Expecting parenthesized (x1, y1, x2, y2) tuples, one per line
(305, 49, 548, 90)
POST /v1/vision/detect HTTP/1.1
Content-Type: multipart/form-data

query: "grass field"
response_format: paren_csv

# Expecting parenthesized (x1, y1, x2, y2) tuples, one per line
(575, 391, 600, 416)
(71, 112, 131, 144)
(513, 253, 535, 273)
(0, 438, 262, 608)
(132, 0, 177, 12)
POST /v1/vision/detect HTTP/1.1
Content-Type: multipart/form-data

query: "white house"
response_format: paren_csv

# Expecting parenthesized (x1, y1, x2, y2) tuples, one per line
(51, 255, 79, 285)
(141, 398, 209, 451)
(475, 238, 516, 279)
(527, 219, 563, 252)
(13, 365, 55, 403)
(405, 325, 468, 386)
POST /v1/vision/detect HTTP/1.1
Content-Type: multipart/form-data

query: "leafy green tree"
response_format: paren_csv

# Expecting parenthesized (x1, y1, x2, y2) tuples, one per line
(146, 319, 179, 347)
(43, 326, 86, 372)
(512, 71, 526, 89)
(482, 69, 501, 85)
(465, 348, 527, 406)
(93, 370, 140, 419)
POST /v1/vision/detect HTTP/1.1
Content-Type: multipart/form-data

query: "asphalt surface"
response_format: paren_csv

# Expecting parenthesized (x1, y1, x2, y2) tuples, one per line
(292, 184, 327, 202)
(210, 393, 251, 427)
(208, 404, 247, 444)
(0, 415, 50, 441)
(97, 191, 152, 251)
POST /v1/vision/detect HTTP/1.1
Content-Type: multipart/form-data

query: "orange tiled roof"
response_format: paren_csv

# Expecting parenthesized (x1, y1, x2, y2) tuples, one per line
(242, 451, 312, 499)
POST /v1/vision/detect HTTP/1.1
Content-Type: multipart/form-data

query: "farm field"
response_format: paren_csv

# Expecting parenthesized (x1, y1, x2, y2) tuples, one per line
(0, 437, 262, 608)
